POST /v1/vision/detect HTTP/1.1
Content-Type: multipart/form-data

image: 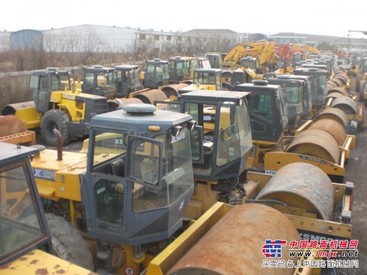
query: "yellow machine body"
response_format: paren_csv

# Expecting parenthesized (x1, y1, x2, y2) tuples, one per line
(31, 149, 86, 202)
(0, 250, 95, 275)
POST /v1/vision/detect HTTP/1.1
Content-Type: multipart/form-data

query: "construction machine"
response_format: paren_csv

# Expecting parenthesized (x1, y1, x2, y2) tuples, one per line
(265, 75, 313, 130)
(0, 115, 36, 146)
(205, 52, 223, 69)
(168, 56, 212, 84)
(141, 58, 170, 89)
(0, 141, 93, 274)
(0, 107, 355, 274)
(156, 90, 253, 218)
(177, 68, 223, 94)
(1, 67, 109, 146)
(81, 65, 117, 99)
(293, 67, 328, 113)
(17, 104, 201, 273)
(147, 162, 354, 274)
(223, 40, 276, 73)
(114, 64, 144, 98)
(234, 80, 355, 182)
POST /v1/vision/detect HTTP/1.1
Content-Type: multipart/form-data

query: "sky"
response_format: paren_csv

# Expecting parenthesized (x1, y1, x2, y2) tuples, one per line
(1, 0, 366, 39)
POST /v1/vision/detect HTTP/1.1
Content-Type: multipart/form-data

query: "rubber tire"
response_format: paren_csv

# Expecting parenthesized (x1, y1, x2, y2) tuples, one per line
(41, 109, 71, 146)
(20, 213, 94, 270)
(45, 213, 94, 270)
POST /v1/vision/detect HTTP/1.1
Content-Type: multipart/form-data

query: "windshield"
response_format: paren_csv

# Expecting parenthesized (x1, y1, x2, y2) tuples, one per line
(240, 58, 256, 69)
(147, 62, 169, 80)
(0, 164, 45, 260)
(50, 73, 70, 91)
(89, 126, 194, 224)
(194, 71, 218, 85)
(97, 71, 116, 92)
(131, 129, 194, 211)
(216, 102, 252, 167)
(285, 86, 300, 103)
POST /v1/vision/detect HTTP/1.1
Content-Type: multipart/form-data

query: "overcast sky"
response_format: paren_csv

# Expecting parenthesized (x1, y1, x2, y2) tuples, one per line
(1, 0, 366, 38)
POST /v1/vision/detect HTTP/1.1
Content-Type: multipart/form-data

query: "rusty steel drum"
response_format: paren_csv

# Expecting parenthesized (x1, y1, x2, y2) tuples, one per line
(327, 87, 348, 97)
(116, 97, 143, 106)
(286, 128, 340, 163)
(328, 78, 344, 88)
(132, 89, 168, 104)
(168, 203, 300, 275)
(256, 162, 334, 220)
(313, 107, 348, 127)
(331, 96, 358, 115)
(161, 83, 189, 98)
(1, 100, 35, 115)
(309, 118, 347, 146)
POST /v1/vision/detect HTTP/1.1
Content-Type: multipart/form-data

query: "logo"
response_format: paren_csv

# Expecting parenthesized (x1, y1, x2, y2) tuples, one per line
(262, 239, 287, 258)
(33, 168, 55, 181)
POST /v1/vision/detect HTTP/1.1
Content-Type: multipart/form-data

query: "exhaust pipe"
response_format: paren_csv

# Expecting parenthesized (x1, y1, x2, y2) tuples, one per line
(52, 128, 63, 160)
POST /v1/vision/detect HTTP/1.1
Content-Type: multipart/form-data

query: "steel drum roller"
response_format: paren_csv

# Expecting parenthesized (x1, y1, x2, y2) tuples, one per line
(309, 118, 346, 146)
(168, 203, 300, 275)
(313, 107, 348, 127)
(256, 162, 334, 220)
(286, 128, 340, 163)
(133, 89, 168, 104)
(331, 96, 358, 115)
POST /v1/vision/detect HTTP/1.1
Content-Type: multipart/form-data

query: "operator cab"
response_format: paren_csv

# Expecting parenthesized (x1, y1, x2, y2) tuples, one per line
(143, 59, 170, 88)
(114, 64, 143, 98)
(82, 104, 201, 245)
(234, 80, 288, 143)
(265, 76, 306, 130)
(294, 67, 328, 113)
(82, 65, 117, 99)
(156, 90, 253, 181)
(30, 67, 71, 113)
(272, 74, 313, 119)
(177, 68, 223, 94)
(0, 142, 51, 266)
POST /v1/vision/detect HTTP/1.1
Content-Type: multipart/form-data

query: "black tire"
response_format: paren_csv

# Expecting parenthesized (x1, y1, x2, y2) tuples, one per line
(21, 213, 94, 270)
(45, 213, 94, 270)
(41, 109, 71, 146)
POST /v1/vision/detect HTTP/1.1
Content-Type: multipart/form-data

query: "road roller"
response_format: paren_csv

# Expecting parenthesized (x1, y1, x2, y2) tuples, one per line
(324, 68, 364, 129)
(0, 108, 354, 274)
(264, 117, 355, 183)
(145, 162, 354, 274)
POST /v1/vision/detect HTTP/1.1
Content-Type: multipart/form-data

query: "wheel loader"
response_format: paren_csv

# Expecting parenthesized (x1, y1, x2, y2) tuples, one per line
(1, 67, 109, 146)
(0, 104, 355, 274)
(0, 141, 93, 274)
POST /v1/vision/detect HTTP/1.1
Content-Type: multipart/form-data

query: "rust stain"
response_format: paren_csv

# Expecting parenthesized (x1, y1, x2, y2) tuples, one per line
(30, 259, 39, 264)
(35, 268, 48, 274)
(0, 264, 11, 270)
